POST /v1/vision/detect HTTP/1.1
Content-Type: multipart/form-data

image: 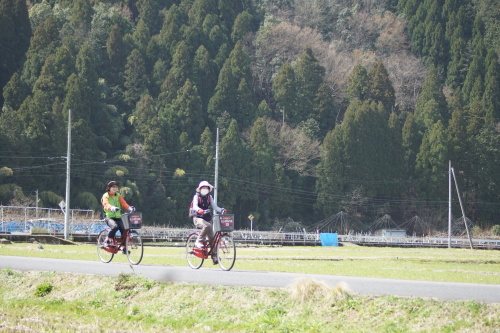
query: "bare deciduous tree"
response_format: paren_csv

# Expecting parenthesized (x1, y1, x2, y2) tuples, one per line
(251, 3, 428, 115)
(244, 119, 321, 176)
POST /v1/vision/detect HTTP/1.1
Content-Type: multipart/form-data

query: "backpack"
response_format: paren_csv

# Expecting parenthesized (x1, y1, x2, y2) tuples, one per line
(188, 193, 211, 217)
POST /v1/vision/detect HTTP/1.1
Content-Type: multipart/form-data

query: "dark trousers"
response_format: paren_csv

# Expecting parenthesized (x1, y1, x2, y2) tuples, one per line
(105, 217, 125, 238)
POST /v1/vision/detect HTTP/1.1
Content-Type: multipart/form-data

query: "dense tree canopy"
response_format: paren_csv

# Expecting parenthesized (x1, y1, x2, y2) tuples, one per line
(0, 0, 498, 231)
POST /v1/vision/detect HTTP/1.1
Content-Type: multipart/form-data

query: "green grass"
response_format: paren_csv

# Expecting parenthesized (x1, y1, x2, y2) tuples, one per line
(1, 242, 499, 284)
(1, 242, 499, 332)
(0, 269, 498, 332)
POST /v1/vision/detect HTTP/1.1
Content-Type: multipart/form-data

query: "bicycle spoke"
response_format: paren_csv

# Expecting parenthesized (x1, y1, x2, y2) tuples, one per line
(217, 233, 236, 271)
(97, 230, 114, 263)
(186, 233, 204, 269)
(126, 230, 143, 265)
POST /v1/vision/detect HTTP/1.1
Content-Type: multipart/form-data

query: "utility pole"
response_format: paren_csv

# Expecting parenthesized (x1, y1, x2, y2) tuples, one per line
(214, 128, 219, 205)
(451, 167, 473, 249)
(35, 190, 39, 219)
(64, 109, 71, 240)
(448, 161, 452, 248)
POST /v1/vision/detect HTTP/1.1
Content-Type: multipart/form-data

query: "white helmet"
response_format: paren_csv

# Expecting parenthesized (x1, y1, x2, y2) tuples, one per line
(196, 181, 213, 192)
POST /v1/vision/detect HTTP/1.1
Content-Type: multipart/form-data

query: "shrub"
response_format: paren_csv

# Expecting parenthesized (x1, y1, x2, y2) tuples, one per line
(35, 283, 53, 297)
(491, 225, 500, 236)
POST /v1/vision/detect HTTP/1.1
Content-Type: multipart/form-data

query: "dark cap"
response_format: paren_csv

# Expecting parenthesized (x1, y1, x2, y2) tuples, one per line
(106, 181, 120, 191)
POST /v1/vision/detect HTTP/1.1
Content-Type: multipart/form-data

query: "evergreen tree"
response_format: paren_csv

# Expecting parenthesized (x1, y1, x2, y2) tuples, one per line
(315, 128, 344, 217)
(158, 41, 191, 103)
(462, 53, 484, 104)
(17, 46, 74, 154)
(0, 0, 32, 106)
(2, 72, 26, 111)
(132, 94, 158, 150)
(402, 112, 421, 178)
(415, 120, 449, 200)
(248, 117, 276, 228)
(21, 16, 60, 88)
(446, 26, 468, 89)
(426, 22, 447, 70)
(231, 11, 253, 42)
(468, 127, 500, 226)
(368, 60, 396, 113)
(172, 79, 204, 142)
(192, 45, 216, 112)
(415, 65, 449, 126)
(294, 47, 325, 125)
(150, 59, 168, 98)
(188, 0, 217, 28)
(447, 89, 468, 164)
(313, 83, 337, 137)
(124, 49, 149, 110)
(466, 97, 484, 137)
(236, 78, 256, 128)
(208, 41, 253, 126)
(482, 50, 500, 124)
(387, 112, 405, 196)
(417, 99, 445, 132)
(136, 0, 163, 34)
(70, 0, 93, 36)
(257, 100, 272, 119)
(272, 62, 297, 124)
(64, 73, 98, 163)
(199, 126, 214, 170)
(219, 119, 250, 227)
(131, 19, 151, 57)
(158, 4, 187, 55)
(346, 64, 370, 101)
(340, 100, 393, 198)
(462, 18, 486, 105)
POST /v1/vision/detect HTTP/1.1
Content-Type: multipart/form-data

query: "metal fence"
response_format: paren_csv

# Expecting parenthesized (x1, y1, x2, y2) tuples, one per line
(0, 205, 100, 235)
(1, 205, 499, 249)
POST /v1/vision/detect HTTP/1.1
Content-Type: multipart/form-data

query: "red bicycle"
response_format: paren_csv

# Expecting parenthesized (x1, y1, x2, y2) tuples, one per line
(97, 212, 144, 265)
(186, 214, 236, 271)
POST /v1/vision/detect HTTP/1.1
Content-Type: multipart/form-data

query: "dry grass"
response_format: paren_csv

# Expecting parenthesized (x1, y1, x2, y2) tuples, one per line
(0, 269, 499, 332)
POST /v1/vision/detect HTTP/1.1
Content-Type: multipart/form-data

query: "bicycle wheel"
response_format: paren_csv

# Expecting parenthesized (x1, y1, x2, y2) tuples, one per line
(217, 233, 236, 271)
(97, 230, 114, 263)
(126, 230, 144, 265)
(186, 233, 204, 269)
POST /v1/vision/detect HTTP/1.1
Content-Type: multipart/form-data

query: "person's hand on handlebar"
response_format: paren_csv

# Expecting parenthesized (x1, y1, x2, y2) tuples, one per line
(110, 206, 119, 212)
(128, 206, 135, 213)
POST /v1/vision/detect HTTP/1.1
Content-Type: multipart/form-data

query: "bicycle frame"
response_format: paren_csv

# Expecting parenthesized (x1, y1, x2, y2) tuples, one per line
(97, 212, 144, 265)
(103, 229, 131, 254)
(192, 231, 224, 260)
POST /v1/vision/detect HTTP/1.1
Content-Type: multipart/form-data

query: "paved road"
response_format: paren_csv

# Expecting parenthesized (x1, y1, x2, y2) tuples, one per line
(1, 255, 499, 304)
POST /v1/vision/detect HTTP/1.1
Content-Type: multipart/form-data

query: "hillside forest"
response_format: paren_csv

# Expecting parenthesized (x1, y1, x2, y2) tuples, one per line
(0, 0, 498, 233)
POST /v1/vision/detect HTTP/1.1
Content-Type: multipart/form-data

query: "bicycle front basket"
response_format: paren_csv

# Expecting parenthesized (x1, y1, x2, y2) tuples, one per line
(122, 212, 143, 229)
(213, 214, 234, 232)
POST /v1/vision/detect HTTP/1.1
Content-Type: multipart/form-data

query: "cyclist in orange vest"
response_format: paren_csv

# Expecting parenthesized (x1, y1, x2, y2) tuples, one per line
(101, 181, 135, 248)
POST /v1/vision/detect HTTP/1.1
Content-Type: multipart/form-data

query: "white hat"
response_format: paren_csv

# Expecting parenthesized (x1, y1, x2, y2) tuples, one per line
(196, 181, 213, 192)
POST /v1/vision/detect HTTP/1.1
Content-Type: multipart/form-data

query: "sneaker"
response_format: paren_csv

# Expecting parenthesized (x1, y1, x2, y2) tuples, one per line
(104, 237, 113, 247)
(194, 240, 205, 249)
(122, 248, 130, 255)
(212, 255, 218, 265)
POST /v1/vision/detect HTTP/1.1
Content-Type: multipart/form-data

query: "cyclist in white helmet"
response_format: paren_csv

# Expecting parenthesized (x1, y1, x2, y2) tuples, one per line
(189, 181, 226, 262)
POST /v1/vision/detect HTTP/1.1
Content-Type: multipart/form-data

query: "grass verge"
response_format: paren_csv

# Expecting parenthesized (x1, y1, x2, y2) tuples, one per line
(0, 269, 499, 332)
(1, 242, 499, 284)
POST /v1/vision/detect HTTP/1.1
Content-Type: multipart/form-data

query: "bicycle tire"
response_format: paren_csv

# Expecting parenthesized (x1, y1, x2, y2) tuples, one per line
(97, 230, 114, 263)
(126, 230, 144, 265)
(217, 233, 236, 271)
(186, 233, 204, 269)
